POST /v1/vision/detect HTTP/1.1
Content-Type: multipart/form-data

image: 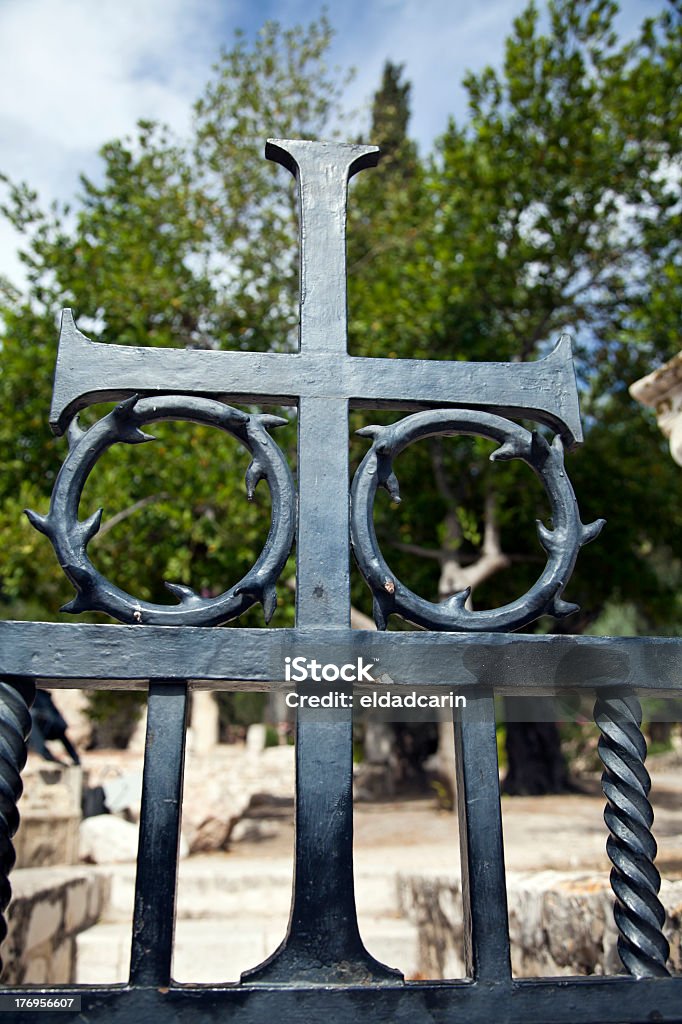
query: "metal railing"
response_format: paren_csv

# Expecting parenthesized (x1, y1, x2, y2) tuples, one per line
(0, 139, 680, 1022)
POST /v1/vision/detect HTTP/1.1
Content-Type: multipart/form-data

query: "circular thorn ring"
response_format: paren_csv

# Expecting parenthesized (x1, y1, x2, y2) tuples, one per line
(350, 409, 604, 632)
(26, 395, 296, 626)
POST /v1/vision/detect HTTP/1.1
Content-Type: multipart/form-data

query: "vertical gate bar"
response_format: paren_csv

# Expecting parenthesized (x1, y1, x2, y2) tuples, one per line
(0, 678, 35, 979)
(279, 148, 378, 976)
(289, 709, 358, 960)
(594, 693, 670, 977)
(454, 692, 512, 982)
(286, 394, 393, 975)
(290, 394, 358, 959)
(245, 398, 398, 981)
(129, 681, 188, 987)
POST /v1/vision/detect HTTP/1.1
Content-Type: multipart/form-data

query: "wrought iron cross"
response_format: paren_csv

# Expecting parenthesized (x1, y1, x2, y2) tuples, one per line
(28, 140, 605, 983)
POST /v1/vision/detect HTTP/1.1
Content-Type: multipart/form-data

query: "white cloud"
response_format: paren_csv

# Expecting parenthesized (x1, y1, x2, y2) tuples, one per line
(333, 0, 523, 148)
(0, 0, 226, 176)
(0, 0, 232, 283)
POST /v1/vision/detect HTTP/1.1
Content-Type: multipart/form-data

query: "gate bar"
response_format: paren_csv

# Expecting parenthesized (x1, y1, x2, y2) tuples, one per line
(454, 693, 512, 982)
(129, 681, 189, 987)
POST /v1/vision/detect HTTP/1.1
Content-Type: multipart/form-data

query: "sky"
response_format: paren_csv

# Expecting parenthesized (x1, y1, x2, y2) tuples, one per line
(0, 0, 662, 286)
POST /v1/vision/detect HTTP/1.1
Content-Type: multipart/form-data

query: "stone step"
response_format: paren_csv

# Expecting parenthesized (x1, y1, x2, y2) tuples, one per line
(97, 856, 399, 923)
(76, 914, 418, 984)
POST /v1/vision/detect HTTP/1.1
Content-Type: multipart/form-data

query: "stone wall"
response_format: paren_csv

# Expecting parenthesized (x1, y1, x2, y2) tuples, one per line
(3, 868, 110, 985)
(15, 761, 82, 869)
(398, 869, 682, 978)
(81, 741, 295, 855)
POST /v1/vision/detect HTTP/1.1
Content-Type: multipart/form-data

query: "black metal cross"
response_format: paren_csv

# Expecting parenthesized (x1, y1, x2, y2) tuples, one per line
(42, 140, 587, 984)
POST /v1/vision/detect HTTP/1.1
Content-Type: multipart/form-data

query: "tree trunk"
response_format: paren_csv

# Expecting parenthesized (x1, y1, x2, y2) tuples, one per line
(501, 698, 573, 796)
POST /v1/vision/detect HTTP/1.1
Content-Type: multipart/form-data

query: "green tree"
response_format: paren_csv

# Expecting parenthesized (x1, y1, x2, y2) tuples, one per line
(348, 0, 681, 638)
(345, 3, 681, 792)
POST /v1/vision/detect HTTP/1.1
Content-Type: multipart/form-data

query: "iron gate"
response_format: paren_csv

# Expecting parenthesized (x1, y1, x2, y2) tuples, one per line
(0, 140, 681, 1023)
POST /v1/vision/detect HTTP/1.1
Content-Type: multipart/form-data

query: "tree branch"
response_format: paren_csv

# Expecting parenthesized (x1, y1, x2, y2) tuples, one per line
(391, 540, 444, 562)
(438, 485, 510, 602)
(93, 493, 169, 541)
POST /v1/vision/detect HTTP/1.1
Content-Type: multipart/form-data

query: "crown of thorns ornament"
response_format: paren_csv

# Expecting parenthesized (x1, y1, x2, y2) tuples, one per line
(350, 409, 604, 632)
(25, 394, 296, 626)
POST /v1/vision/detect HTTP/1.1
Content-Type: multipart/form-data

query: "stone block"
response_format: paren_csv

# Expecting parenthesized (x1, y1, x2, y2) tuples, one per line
(65, 880, 88, 933)
(15, 761, 81, 868)
(398, 869, 682, 979)
(80, 815, 139, 864)
(2, 868, 112, 985)
(50, 938, 75, 984)
(25, 898, 63, 953)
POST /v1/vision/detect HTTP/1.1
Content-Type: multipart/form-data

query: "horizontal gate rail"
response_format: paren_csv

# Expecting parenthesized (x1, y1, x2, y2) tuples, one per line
(1, 976, 682, 1023)
(0, 621, 680, 694)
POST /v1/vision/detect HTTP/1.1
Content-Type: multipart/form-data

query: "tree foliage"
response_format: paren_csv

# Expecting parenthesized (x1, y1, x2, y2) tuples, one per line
(0, 15, 345, 621)
(348, 0, 681, 634)
(0, 1, 680, 650)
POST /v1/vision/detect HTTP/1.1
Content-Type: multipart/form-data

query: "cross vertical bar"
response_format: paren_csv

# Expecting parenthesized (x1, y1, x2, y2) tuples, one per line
(244, 141, 397, 983)
(265, 140, 379, 355)
(288, 396, 363, 967)
(129, 681, 188, 987)
(454, 693, 512, 983)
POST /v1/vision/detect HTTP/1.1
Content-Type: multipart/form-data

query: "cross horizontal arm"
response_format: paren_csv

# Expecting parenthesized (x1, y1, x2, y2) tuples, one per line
(50, 312, 582, 446)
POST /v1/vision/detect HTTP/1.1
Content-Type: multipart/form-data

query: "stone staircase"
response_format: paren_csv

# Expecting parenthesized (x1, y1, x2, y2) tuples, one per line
(76, 852, 419, 984)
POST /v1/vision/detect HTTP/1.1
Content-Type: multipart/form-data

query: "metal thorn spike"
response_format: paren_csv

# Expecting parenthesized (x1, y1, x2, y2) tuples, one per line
(245, 460, 266, 500)
(549, 597, 580, 618)
(77, 508, 103, 547)
(60, 593, 92, 615)
(66, 416, 86, 449)
(24, 509, 51, 537)
(536, 520, 556, 552)
(530, 430, 552, 461)
(262, 586, 277, 624)
(355, 425, 383, 440)
(447, 587, 471, 611)
(258, 414, 288, 431)
(552, 433, 565, 453)
(113, 394, 140, 419)
(582, 518, 606, 545)
(382, 470, 401, 503)
(118, 426, 155, 445)
(164, 581, 199, 605)
(490, 439, 525, 462)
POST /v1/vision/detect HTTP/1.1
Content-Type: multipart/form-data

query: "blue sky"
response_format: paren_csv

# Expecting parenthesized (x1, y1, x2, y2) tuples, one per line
(0, 0, 661, 284)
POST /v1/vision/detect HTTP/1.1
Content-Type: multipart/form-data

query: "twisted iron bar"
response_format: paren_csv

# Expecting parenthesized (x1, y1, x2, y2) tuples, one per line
(0, 679, 34, 977)
(594, 694, 670, 977)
